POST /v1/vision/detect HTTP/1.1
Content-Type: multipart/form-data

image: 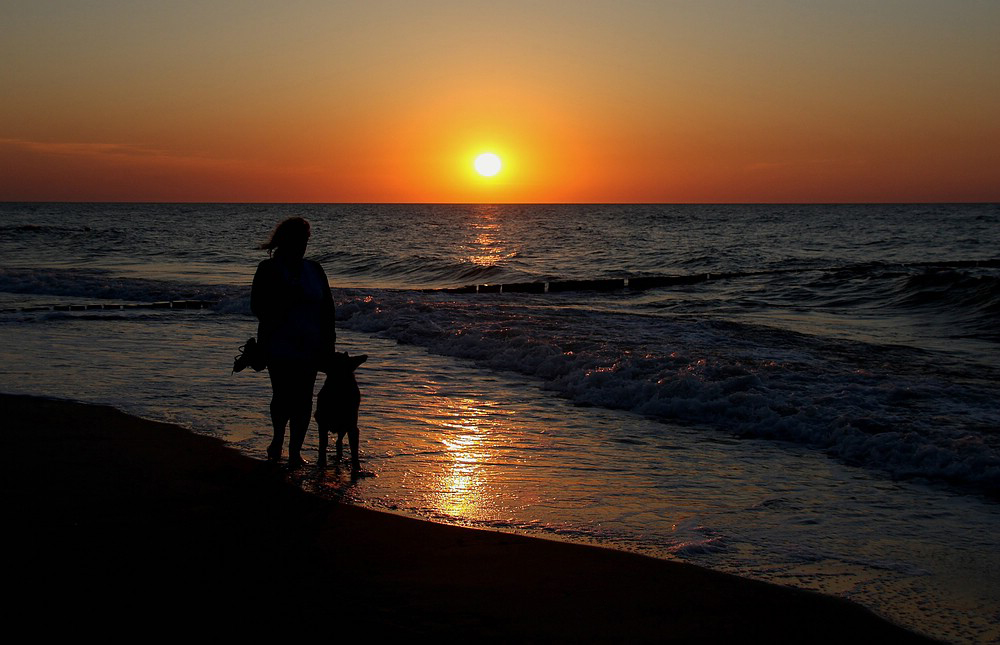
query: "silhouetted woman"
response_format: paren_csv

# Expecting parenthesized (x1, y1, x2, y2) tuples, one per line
(251, 217, 335, 465)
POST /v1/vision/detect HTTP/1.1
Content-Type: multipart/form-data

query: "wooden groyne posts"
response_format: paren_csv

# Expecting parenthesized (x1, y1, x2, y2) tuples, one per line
(434, 273, 732, 295)
(2, 299, 218, 313)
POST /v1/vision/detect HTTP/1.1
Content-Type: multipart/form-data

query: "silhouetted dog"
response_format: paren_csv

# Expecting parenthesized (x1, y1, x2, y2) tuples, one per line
(315, 351, 367, 472)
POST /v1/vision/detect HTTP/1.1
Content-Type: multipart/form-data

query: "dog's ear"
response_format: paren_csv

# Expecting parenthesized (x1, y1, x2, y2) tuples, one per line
(319, 350, 349, 374)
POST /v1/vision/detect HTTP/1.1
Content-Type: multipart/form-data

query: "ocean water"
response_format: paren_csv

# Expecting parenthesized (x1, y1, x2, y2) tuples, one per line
(1, 202, 998, 642)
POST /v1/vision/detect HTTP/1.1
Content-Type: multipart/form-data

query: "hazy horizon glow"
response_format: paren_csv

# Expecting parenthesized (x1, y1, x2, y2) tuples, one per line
(2, 1, 998, 203)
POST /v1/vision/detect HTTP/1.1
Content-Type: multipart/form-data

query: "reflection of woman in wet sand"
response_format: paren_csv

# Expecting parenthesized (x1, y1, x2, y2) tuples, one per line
(251, 217, 335, 466)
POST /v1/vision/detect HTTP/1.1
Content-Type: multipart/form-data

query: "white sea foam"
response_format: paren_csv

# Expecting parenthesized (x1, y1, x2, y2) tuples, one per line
(330, 288, 1000, 495)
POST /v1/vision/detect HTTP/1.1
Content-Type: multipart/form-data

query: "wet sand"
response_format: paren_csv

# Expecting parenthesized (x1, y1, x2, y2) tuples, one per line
(3, 393, 937, 641)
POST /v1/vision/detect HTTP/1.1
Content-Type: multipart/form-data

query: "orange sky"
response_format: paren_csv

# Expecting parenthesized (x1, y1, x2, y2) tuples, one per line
(2, 1, 998, 203)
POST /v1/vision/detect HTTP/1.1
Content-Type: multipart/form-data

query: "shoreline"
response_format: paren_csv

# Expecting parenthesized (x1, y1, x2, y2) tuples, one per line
(3, 393, 937, 641)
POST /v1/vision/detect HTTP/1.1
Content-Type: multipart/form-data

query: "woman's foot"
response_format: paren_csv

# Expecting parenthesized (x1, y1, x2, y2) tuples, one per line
(266, 442, 282, 462)
(287, 454, 309, 468)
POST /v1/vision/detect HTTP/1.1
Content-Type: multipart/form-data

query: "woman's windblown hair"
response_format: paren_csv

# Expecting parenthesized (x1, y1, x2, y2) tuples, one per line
(259, 217, 311, 254)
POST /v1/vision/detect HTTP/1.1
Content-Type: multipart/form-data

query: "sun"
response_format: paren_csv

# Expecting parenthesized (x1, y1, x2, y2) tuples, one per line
(474, 152, 502, 177)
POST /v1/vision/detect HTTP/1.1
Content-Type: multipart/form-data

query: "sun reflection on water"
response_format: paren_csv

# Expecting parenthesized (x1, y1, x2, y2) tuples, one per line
(464, 205, 514, 268)
(433, 396, 504, 518)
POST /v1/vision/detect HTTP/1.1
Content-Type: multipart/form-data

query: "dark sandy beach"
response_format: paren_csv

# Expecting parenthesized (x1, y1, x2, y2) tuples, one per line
(3, 393, 936, 642)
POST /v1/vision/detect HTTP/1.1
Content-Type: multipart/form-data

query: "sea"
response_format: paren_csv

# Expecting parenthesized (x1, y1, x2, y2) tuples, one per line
(1, 202, 998, 642)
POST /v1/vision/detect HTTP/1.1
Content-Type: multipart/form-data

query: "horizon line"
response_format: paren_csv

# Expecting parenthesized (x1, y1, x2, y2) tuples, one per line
(3, 200, 998, 206)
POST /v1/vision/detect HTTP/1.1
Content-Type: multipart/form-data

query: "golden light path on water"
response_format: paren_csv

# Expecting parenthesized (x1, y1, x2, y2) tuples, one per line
(433, 397, 495, 517)
(463, 205, 511, 268)
(391, 381, 542, 527)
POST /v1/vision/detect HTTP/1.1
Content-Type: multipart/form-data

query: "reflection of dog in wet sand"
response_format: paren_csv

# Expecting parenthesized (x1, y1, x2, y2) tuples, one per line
(315, 351, 367, 473)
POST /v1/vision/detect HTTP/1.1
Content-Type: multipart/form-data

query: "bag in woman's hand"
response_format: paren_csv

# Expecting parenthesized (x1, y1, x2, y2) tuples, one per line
(232, 337, 267, 373)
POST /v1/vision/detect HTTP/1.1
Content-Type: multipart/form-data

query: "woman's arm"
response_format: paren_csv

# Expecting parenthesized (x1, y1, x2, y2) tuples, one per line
(250, 259, 271, 320)
(315, 261, 337, 349)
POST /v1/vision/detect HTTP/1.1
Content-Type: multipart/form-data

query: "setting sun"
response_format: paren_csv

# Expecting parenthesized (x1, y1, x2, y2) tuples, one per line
(474, 153, 502, 177)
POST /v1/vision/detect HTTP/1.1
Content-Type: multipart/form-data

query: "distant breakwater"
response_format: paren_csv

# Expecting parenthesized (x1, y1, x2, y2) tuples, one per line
(1, 300, 215, 313)
(5, 259, 997, 311)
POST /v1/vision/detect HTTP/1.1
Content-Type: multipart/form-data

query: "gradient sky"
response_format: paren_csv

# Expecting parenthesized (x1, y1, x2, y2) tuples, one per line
(2, 0, 998, 203)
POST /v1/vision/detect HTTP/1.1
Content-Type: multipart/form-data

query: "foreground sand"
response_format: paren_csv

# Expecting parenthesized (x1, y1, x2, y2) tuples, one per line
(3, 393, 936, 642)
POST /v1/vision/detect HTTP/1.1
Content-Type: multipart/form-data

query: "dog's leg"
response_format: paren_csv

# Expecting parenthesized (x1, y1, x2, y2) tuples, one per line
(317, 424, 328, 467)
(335, 430, 344, 461)
(347, 425, 360, 473)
